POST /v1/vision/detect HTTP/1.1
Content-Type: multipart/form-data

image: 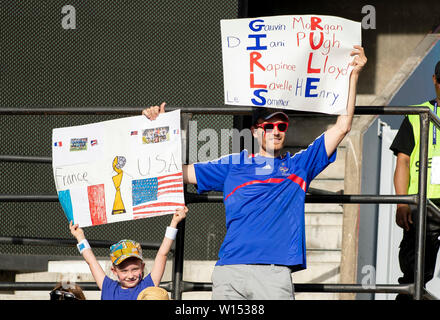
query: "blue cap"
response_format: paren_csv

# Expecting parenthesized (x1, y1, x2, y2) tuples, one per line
(252, 107, 289, 125)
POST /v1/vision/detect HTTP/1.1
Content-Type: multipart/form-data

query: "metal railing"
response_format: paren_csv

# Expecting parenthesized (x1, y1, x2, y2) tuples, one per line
(0, 105, 438, 300)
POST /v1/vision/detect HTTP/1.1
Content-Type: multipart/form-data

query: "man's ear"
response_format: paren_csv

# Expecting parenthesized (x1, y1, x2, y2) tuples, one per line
(251, 126, 258, 138)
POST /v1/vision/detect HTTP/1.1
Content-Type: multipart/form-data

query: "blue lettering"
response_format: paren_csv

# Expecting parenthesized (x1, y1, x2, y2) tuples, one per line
(249, 19, 265, 32)
(296, 78, 304, 96)
(251, 89, 268, 106)
(247, 34, 267, 50)
(305, 78, 320, 97)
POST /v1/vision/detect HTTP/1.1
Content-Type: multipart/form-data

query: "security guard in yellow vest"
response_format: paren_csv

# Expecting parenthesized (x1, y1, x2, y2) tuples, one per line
(390, 60, 440, 300)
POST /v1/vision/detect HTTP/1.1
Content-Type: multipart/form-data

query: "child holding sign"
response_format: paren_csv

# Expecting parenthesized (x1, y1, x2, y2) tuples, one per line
(69, 206, 187, 300)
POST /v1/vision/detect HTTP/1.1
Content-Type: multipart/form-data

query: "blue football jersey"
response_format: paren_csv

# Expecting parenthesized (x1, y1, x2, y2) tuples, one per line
(194, 134, 336, 270)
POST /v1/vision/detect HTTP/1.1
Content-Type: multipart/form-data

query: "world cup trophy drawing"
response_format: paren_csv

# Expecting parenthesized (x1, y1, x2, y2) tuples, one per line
(112, 156, 126, 215)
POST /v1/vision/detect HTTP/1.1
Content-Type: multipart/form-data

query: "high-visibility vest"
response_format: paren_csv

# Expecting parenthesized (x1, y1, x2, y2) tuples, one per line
(407, 101, 440, 198)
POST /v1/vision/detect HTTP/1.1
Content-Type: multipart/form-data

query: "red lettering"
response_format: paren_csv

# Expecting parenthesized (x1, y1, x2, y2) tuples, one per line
(250, 51, 266, 72)
(297, 32, 306, 46)
(250, 73, 267, 88)
(310, 16, 323, 30)
(307, 52, 320, 73)
(292, 17, 305, 30)
(309, 32, 324, 50)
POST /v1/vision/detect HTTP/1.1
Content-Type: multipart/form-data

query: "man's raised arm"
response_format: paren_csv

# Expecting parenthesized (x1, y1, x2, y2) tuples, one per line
(324, 45, 367, 157)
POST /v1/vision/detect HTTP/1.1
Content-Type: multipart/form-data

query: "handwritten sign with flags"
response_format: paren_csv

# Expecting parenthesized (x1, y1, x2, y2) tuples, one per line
(52, 110, 184, 228)
(221, 15, 361, 114)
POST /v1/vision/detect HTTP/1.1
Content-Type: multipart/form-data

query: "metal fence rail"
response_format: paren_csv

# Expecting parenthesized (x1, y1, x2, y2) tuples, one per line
(0, 105, 438, 300)
(0, 236, 164, 252)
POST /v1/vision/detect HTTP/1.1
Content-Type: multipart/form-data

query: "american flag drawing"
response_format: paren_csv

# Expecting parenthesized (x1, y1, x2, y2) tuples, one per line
(132, 172, 184, 219)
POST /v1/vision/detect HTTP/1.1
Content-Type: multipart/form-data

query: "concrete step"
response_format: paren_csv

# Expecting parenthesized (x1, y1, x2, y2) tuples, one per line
(315, 147, 346, 180)
(309, 179, 344, 193)
(305, 203, 343, 213)
(293, 250, 341, 300)
(0, 271, 101, 300)
(305, 213, 342, 250)
(0, 252, 341, 300)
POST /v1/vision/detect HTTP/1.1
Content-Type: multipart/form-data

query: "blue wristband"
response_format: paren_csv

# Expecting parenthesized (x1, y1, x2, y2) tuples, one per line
(77, 239, 91, 254)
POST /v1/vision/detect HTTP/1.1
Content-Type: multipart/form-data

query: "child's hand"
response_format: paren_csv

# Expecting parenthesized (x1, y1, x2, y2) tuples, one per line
(170, 206, 188, 228)
(69, 221, 86, 242)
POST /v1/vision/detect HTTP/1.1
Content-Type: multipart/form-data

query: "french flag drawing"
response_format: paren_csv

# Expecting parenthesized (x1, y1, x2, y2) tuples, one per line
(58, 183, 107, 227)
(132, 172, 185, 219)
(54, 141, 63, 147)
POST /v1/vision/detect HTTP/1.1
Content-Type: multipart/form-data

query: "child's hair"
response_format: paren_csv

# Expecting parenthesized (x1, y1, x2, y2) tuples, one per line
(50, 281, 86, 300)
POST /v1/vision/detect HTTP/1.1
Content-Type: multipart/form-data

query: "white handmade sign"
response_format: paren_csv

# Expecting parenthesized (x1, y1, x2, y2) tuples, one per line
(52, 110, 184, 228)
(221, 15, 361, 114)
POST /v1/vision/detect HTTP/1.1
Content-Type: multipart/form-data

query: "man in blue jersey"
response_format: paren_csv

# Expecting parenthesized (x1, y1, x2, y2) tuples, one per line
(143, 46, 366, 299)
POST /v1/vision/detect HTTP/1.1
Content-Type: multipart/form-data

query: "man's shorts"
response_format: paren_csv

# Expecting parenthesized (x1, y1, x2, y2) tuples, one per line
(211, 264, 295, 300)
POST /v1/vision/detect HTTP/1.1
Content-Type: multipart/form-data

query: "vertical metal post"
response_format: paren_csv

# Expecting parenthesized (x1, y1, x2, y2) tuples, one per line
(414, 111, 430, 300)
(171, 112, 192, 300)
(171, 216, 186, 300)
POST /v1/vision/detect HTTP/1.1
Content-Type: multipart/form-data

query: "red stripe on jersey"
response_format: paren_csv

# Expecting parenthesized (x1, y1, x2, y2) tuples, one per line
(224, 176, 306, 202)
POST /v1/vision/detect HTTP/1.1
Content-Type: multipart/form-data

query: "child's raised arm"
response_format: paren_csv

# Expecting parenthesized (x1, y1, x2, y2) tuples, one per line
(69, 221, 106, 290)
(150, 206, 188, 286)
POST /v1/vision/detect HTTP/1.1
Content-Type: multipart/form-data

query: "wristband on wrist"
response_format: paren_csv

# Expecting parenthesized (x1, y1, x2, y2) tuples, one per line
(165, 226, 178, 240)
(77, 239, 91, 254)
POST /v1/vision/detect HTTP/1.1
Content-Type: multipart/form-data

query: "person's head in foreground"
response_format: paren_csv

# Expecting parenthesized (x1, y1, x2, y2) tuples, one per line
(251, 107, 290, 157)
(137, 286, 170, 300)
(110, 239, 145, 289)
(50, 282, 86, 300)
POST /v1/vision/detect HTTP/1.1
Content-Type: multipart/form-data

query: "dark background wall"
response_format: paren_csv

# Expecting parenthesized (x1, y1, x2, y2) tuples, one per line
(0, 1, 237, 267)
